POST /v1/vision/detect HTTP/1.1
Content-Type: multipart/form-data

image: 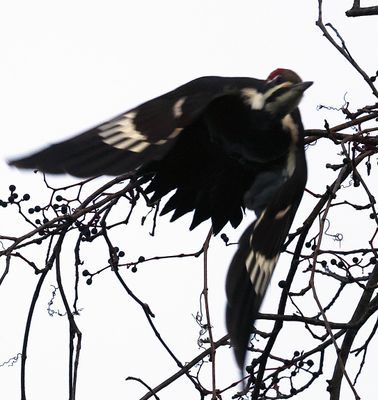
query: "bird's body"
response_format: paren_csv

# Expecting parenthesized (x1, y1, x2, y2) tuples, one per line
(9, 69, 311, 370)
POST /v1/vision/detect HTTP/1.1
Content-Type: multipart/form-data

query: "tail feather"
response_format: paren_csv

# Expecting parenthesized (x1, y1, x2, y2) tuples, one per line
(226, 147, 307, 369)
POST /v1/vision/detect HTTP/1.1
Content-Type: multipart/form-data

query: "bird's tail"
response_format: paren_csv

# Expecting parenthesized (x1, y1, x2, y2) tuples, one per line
(226, 151, 307, 370)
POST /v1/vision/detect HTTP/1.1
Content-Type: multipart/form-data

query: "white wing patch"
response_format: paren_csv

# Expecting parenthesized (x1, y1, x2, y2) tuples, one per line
(97, 112, 182, 152)
(98, 112, 145, 151)
(253, 210, 266, 231)
(274, 204, 291, 219)
(173, 97, 186, 118)
(98, 111, 137, 136)
(166, 127, 183, 140)
(245, 249, 278, 295)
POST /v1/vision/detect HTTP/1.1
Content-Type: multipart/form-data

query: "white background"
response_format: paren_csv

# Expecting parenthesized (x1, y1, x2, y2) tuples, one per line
(0, 1, 377, 399)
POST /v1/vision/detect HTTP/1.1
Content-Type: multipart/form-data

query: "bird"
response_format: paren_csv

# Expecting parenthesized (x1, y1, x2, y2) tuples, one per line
(9, 69, 311, 369)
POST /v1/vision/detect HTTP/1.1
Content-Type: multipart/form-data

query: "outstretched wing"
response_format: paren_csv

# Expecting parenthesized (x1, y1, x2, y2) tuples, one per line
(225, 110, 307, 369)
(9, 76, 264, 177)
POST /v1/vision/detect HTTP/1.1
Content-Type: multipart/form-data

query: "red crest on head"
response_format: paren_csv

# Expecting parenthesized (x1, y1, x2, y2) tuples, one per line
(267, 68, 285, 80)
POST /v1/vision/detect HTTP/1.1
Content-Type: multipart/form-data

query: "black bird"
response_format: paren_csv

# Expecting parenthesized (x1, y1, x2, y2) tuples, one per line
(9, 69, 311, 369)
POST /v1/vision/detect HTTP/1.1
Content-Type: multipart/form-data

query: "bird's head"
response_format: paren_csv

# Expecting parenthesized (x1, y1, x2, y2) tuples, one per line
(259, 68, 313, 118)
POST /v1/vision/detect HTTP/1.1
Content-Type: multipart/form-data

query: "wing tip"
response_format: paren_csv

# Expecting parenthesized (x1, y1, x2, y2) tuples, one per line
(8, 156, 35, 170)
(7, 155, 63, 174)
(8, 158, 28, 168)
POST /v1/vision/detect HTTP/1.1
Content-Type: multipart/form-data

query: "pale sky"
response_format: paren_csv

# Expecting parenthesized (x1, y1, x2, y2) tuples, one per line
(0, 1, 377, 399)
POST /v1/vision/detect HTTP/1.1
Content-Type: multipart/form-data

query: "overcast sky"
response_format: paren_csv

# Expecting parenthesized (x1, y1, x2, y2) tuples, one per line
(0, 1, 377, 400)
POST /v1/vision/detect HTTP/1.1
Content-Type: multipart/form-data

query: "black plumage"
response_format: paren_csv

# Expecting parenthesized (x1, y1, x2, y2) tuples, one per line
(9, 69, 311, 369)
(226, 108, 307, 368)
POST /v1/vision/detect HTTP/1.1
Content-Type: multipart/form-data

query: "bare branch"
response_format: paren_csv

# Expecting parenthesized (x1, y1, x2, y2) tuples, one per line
(317, 0, 378, 97)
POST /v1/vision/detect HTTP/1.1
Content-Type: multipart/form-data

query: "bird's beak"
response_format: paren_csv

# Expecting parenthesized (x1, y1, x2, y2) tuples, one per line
(265, 81, 313, 117)
(292, 81, 313, 93)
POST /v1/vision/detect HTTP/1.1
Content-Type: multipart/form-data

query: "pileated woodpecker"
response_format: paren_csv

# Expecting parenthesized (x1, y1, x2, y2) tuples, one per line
(9, 69, 311, 370)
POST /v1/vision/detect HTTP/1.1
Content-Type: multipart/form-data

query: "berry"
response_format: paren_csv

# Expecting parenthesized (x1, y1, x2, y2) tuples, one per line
(278, 280, 287, 288)
(220, 233, 229, 244)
